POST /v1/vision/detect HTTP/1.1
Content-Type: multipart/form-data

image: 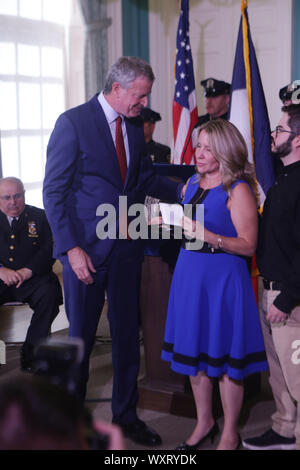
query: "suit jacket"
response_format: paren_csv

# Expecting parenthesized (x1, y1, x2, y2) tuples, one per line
(0, 205, 54, 275)
(43, 94, 181, 266)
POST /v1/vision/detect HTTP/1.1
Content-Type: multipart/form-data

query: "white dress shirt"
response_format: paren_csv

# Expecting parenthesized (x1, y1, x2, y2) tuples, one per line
(7, 216, 19, 226)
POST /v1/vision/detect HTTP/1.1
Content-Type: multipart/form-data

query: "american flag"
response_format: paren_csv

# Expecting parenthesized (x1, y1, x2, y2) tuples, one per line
(172, 0, 198, 165)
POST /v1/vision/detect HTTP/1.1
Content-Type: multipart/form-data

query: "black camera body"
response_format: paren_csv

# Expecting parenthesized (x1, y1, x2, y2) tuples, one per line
(33, 337, 108, 450)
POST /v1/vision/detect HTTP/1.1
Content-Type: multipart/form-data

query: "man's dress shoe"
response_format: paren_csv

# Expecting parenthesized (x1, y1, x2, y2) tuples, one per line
(119, 419, 162, 447)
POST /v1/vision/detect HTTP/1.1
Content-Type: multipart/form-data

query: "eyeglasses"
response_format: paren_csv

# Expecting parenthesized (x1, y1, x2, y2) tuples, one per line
(271, 126, 297, 138)
(0, 192, 24, 201)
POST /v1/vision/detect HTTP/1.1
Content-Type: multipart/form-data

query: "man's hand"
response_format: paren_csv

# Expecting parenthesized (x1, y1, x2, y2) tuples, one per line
(267, 303, 289, 324)
(0, 267, 22, 286)
(15, 268, 33, 288)
(67, 246, 96, 285)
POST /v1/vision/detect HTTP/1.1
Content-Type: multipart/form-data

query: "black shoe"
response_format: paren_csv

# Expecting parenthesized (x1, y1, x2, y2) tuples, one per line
(242, 428, 296, 450)
(175, 421, 220, 450)
(119, 419, 162, 447)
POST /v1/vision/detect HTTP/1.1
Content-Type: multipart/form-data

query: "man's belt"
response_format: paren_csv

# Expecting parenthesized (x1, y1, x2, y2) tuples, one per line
(263, 279, 283, 291)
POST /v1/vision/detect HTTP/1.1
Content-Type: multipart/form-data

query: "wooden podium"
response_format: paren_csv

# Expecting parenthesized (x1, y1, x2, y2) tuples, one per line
(139, 252, 198, 418)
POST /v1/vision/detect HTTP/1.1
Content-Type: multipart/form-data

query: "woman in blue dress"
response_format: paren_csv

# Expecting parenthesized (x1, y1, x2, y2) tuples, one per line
(161, 119, 268, 450)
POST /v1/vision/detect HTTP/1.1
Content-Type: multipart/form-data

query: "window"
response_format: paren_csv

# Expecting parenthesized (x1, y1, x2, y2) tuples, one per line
(0, 0, 70, 207)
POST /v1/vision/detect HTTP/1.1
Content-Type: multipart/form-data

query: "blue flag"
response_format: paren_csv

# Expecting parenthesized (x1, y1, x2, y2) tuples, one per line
(229, 1, 275, 204)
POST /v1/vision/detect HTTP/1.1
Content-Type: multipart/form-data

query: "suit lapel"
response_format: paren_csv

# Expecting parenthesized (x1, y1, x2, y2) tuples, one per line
(17, 210, 29, 233)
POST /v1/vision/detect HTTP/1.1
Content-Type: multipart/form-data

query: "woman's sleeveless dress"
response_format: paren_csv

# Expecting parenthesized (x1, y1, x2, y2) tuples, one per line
(161, 174, 268, 380)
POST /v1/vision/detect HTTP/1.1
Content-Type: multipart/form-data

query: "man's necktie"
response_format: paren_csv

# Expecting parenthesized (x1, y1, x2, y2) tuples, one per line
(11, 217, 18, 232)
(115, 116, 127, 185)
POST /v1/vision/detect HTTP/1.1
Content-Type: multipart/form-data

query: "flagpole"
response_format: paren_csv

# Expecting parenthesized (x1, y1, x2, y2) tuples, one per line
(241, 0, 255, 169)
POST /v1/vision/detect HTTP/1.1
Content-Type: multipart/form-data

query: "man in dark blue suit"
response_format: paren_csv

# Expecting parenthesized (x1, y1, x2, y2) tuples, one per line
(43, 57, 183, 447)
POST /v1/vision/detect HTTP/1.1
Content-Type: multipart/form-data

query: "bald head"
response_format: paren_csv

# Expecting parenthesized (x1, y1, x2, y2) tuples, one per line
(0, 177, 25, 217)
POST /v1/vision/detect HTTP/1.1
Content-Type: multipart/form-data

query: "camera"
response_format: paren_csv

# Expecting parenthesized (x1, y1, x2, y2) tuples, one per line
(32, 337, 108, 450)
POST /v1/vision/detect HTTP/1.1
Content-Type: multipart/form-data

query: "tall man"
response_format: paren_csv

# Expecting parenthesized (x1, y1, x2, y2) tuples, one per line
(43, 56, 183, 447)
(0, 177, 62, 371)
(243, 105, 300, 450)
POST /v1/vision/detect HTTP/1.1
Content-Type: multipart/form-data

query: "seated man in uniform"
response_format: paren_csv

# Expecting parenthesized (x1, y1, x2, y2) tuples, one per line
(198, 77, 231, 126)
(0, 177, 62, 371)
(139, 107, 171, 163)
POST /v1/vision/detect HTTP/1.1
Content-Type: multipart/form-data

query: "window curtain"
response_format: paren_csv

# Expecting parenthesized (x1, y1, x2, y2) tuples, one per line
(122, 0, 149, 61)
(79, 0, 112, 100)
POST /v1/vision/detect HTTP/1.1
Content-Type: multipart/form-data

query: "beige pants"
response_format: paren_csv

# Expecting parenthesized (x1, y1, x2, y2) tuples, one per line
(260, 288, 300, 449)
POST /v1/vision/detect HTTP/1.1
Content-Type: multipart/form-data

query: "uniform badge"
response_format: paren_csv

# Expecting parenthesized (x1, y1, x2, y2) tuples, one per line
(207, 78, 214, 89)
(28, 221, 38, 237)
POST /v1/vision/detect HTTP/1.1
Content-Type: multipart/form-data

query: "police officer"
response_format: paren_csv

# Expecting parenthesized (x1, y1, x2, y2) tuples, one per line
(279, 81, 300, 106)
(198, 78, 231, 126)
(0, 177, 62, 371)
(275, 82, 300, 176)
(139, 107, 171, 163)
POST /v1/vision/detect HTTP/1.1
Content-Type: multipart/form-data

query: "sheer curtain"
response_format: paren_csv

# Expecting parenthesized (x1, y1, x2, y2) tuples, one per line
(79, 0, 112, 99)
(0, 0, 70, 208)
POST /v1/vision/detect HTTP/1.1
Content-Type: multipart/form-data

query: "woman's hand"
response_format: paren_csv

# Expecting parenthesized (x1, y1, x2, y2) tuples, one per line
(148, 216, 163, 226)
(182, 216, 204, 240)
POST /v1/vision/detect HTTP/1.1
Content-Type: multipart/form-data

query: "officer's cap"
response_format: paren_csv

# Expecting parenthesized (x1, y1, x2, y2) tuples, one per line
(200, 78, 231, 97)
(279, 81, 300, 103)
(139, 107, 162, 123)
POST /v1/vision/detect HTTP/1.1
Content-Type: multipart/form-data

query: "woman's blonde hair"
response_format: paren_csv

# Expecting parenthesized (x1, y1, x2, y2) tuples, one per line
(196, 119, 257, 197)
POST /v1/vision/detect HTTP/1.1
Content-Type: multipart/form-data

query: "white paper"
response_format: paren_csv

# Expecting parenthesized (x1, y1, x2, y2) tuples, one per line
(159, 203, 183, 227)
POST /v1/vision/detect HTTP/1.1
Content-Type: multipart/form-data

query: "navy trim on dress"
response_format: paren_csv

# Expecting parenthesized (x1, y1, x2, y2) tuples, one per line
(163, 342, 267, 370)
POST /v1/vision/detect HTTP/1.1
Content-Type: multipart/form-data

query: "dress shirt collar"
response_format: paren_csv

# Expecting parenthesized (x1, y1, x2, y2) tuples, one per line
(98, 91, 121, 124)
(7, 215, 19, 226)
